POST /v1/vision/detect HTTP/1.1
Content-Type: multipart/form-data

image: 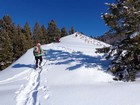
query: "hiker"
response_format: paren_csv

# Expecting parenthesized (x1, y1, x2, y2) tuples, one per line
(33, 43, 43, 69)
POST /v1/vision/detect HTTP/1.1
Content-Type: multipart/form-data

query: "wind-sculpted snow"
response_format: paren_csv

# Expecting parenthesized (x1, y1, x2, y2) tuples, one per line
(0, 33, 140, 105)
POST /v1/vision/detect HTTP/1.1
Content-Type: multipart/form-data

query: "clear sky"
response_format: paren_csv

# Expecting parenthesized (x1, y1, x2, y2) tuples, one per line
(0, 0, 115, 37)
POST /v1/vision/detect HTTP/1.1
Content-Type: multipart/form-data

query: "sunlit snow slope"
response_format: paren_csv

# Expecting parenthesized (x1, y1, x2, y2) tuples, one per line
(0, 33, 140, 105)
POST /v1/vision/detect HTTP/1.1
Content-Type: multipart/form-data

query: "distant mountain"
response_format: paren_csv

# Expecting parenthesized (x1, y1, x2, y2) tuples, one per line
(96, 33, 128, 45)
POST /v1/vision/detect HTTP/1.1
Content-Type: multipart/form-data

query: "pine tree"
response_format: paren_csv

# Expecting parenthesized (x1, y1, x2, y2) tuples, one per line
(2, 15, 15, 43)
(0, 16, 15, 61)
(103, 0, 140, 37)
(47, 20, 61, 42)
(0, 30, 13, 70)
(69, 26, 75, 35)
(23, 22, 33, 49)
(33, 22, 43, 45)
(61, 27, 67, 37)
(17, 24, 28, 54)
(103, 0, 140, 81)
(0, 16, 33, 70)
(41, 25, 48, 44)
(12, 24, 23, 60)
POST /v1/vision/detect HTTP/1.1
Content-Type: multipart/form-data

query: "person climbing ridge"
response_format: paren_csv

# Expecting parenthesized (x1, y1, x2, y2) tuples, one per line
(33, 43, 44, 69)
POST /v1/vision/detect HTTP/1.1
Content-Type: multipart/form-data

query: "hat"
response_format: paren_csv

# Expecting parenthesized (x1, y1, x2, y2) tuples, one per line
(36, 43, 41, 46)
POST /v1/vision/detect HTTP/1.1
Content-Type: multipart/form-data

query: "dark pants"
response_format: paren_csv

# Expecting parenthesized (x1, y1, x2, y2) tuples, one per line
(35, 56, 42, 68)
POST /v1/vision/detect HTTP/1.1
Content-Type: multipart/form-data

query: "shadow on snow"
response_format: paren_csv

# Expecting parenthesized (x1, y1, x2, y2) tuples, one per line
(12, 49, 111, 71)
(12, 63, 34, 69)
(44, 49, 111, 71)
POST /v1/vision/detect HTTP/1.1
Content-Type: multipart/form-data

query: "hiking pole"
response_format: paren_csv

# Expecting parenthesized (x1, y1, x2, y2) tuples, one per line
(42, 55, 47, 66)
(43, 59, 47, 66)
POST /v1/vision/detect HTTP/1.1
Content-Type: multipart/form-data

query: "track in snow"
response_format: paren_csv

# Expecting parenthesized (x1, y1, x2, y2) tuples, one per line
(15, 64, 49, 105)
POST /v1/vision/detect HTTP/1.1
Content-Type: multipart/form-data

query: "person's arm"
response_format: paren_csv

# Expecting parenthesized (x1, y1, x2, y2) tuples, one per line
(40, 47, 44, 54)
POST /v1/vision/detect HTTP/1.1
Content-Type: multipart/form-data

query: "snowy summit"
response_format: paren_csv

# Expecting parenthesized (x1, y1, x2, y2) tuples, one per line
(0, 33, 140, 105)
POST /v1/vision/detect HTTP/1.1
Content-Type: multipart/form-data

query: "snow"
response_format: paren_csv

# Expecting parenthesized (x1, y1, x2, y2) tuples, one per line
(130, 32, 139, 39)
(123, 6, 128, 9)
(134, 11, 140, 14)
(120, 50, 128, 57)
(0, 33, 140, 105)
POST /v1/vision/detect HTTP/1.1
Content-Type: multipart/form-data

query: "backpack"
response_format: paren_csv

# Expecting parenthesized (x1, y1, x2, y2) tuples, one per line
(34, 46, 41, 54)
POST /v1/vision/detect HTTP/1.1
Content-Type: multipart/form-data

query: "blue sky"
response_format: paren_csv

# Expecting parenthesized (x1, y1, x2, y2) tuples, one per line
(0, 0, 115, 37)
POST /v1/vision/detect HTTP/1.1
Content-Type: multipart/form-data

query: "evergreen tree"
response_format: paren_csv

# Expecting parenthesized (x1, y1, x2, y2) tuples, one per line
(61, 27, 67, 37)
(69, 26, 75, 34)
(33, 22, 43, 45)
(1, 17, 25, 61)
(0, 16, 15, 61)
(0, 30, 13, 70)
(23, 22, 33, 49)
(0, 16, 24, 69)
(17, 24, 28, 54)
(102, 0, 140, 37)
(0, 16, 33, 70)
(1, 15, 15, 43)
(103, 0, 140, 81)
(47, 20, 61, 42)
(12, 24, 23, 60)
(41, 25, 48, 44)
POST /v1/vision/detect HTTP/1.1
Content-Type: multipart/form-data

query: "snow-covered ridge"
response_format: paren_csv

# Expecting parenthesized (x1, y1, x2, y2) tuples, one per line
(0, 33, 140, 105)
(67, 32, 111, 47)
